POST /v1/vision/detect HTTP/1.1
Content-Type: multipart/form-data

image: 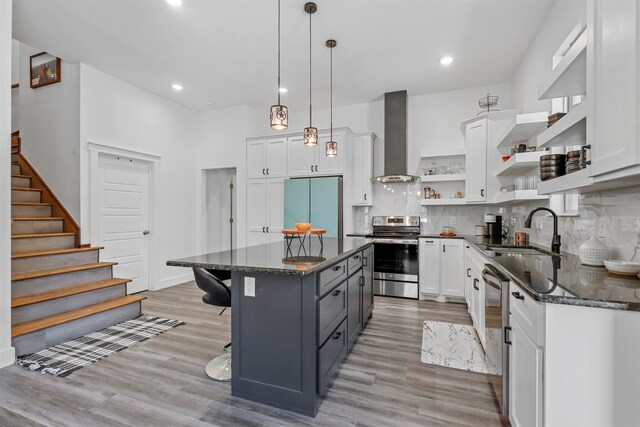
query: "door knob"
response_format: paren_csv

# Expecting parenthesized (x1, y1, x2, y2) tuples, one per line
(143, 230, 150, 235)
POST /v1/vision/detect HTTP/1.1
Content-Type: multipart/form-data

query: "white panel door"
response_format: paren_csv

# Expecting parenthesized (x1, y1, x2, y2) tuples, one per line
(440, 239, 465, 297)
(98, 155, 150, 294)
(510, 318, 544, 427)
(465, 120, 487, 203)
(418, 239, 440, 295)
(287, 136, 316, 177)
(266, 178, 284, 240)
(247, 139, 266, 179)
(316, 131, 345, 175)
(265, 138, 287, 178)
(246, 179, 268, 247)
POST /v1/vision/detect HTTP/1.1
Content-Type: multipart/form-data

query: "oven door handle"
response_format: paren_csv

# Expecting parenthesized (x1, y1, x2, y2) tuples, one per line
(371, 239, 418, 245)
(482, 264, 508, 290)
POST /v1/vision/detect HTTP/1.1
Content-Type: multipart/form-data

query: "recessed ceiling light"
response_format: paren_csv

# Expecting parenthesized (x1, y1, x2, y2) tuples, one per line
(171, 83, 183, 91)
(278, 87, 288, 93)
(440, 56, 454, 66)
(205, 101, 216, 106)
(166, 0, 182, 6)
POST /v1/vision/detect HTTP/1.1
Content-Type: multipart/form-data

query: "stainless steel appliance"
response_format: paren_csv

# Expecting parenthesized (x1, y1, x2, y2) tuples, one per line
(485, 214, 506, 244)
(366, 216, 420, 299)
(482, 263, 510, 416)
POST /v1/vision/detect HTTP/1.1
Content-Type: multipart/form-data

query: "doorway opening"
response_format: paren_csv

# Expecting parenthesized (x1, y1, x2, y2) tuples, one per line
(203, 168, 237, 254)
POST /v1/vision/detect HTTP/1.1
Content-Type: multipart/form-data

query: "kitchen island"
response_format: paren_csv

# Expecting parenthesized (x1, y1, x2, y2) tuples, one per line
(167, 237, 374, 417)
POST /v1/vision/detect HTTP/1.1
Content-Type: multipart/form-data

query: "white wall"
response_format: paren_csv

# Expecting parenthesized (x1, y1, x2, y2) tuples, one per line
(10, 39, 19, 132)
(79, 65, 200, 289)
(17, 41, 81, 220)
(0, 0, 16, 368)
(511, 1, 587, 113)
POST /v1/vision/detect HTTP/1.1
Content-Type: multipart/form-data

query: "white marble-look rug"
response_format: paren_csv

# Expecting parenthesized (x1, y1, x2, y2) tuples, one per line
(421, 321, 500, 375)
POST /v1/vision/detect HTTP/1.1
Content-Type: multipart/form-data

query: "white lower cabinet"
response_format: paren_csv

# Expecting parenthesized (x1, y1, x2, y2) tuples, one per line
(510, 317, 544, 427)
(419, 238, 464, 299)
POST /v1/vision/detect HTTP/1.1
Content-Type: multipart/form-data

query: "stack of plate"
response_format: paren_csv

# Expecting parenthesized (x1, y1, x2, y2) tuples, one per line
(566, 150, 582, 174)
(547, 112, 567, 128)
(539, 154, 566, 181)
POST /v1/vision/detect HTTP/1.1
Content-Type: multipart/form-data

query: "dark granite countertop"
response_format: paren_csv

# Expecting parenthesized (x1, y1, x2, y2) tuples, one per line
(463, 237, 640, 311)
(167, 237, 372, 277)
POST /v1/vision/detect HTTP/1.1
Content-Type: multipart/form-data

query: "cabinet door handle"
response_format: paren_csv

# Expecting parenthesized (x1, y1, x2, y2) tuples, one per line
(443, 245, 446, 253)
(480, 189, 485, 197)
(353, 255, 360, 260)
(332, 265, 342, 272)
(332, 289, 342, 296)
(359, 276, 365, 286)
(363, 256, 368, 267)
(504, 326, 512, 345)
(473, 278, 479, 290)
(332, 331, 342, 340)
(423, 240, 434, 243)
(262, 226, 266, 233)
(266, 226, 269, 233)
(315, 165, 318, 172)
(266, 168, 269, 175)
(364, 193, 367, 201)
(512, 291, 525, 300)
(311, 165, 314, 172)
(262, 168, 265, 175)
(466, 268, 471, 278)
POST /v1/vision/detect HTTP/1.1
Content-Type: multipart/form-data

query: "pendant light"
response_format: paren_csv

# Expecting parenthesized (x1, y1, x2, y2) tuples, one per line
(303, 2, 318, 146)
(270, 0, 288, 130)
(325, 39, 338, 157)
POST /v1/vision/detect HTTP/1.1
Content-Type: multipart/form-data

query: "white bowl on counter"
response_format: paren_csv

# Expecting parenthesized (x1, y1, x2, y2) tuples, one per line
(603, 260, 640, 276)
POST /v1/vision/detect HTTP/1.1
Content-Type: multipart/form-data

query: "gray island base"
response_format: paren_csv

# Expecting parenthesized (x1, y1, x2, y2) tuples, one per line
(167, 238, 374, 416)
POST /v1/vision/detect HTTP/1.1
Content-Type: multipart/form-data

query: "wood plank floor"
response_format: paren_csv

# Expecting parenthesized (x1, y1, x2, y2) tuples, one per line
(0, 282, 508, 426)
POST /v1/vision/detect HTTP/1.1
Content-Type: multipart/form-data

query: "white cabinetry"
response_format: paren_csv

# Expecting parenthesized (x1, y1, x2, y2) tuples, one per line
(247, 137, 287, 179)
(246, 178, 284, 246)
(287, 131, 346, 177)
(419, 238, 464, 299)
(464, 119, 487, 203)
(352, 133, 374, 206)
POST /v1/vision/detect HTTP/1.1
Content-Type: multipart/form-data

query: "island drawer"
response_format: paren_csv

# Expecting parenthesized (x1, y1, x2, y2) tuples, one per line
(318, 317, 348, 396)
(318, 260, 347, 296)
(347, 251, 363, 277)
(510, 282, 545, 345)
(318, 281, 348, 345)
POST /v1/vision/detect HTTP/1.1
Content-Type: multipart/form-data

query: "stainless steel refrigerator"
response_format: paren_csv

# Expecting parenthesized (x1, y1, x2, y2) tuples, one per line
(283, 177, 342, 238)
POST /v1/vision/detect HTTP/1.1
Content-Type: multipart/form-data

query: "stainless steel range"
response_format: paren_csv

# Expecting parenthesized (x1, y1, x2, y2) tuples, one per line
(366, 216, 420, 299)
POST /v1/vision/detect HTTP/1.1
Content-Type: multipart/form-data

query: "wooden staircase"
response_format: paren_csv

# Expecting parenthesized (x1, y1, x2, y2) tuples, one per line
(10, 132, 145, 356)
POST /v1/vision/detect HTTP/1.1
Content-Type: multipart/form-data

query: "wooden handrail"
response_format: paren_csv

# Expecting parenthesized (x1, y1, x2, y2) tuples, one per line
(11, 83, 19, 89)
(16, 153, 82, 247)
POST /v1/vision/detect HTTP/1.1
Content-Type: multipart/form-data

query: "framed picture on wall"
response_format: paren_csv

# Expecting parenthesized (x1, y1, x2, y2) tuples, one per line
(30, 52, 61, 88)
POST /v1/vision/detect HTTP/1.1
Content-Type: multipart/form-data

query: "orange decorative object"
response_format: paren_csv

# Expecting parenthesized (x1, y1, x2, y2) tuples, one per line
(295, 223, 312, 231)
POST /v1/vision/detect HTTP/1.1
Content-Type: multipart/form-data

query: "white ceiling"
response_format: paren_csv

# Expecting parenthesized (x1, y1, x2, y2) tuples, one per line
(13, 0, 554, 112)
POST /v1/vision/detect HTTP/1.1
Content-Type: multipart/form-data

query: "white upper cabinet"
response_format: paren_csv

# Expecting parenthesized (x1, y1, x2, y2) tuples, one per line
(589, 0, 640, 177)
(247, 137, 288, 179)
(287, 136, 317, 176)
(352, 133, 374, 206)
(464, 119, 488, 203)
(287, 131, 346, 177)
(316, 131, 345, 176)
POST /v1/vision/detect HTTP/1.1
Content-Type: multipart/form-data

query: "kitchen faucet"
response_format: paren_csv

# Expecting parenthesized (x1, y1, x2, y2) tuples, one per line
(524, 207, 561, 254)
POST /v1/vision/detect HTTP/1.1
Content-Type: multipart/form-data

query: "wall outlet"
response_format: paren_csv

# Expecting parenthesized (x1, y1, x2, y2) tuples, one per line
(244, 277, 255, 297)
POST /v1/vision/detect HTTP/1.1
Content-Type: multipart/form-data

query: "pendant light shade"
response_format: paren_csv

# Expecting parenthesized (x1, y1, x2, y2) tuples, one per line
(303, 2, 318, 146)
(325, 39, 337, 157)
(270, 0, 288, 130)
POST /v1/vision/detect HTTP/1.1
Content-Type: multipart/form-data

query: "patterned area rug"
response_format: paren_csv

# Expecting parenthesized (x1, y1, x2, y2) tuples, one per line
(16, 315, 185, 377)
(421, 320, 500, 375)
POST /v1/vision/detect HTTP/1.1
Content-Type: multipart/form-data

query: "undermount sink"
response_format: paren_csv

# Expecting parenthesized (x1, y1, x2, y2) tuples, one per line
(488, 246, 552, 256)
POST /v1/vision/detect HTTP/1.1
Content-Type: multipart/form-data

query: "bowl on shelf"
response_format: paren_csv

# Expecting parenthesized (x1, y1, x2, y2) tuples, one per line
(501, 155, 511, 162)
(603, 260, 640, 276)
(295, 223, 312, 232)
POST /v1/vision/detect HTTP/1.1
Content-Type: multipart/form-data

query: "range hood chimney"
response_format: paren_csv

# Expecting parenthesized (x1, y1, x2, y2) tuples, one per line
(374, 90, 419, 183)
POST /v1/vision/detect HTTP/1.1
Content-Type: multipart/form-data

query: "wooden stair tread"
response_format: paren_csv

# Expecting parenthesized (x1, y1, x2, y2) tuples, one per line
(11, 174, 31, 179)
(11, 202, 52, 206)
(12, 232, 76, 239)
(12, 217, 64, 222)
(12, 278, 131, 308)
(11, 262, 117, 282)
(12, 295, 146, 338)
(11, 187, 42, 192)
(12, 246, 103, 259)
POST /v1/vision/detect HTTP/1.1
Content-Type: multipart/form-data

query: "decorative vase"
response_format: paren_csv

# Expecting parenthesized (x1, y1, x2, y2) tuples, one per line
(579, 236, 610, 266)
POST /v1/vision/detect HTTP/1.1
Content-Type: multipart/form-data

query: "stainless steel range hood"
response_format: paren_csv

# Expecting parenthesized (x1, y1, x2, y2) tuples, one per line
(373, 90, 419, 183)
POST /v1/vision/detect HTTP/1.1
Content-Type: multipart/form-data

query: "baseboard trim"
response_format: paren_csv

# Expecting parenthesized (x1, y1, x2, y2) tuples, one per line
(154, 272, 193, 291)
(0, 346, 16, 368)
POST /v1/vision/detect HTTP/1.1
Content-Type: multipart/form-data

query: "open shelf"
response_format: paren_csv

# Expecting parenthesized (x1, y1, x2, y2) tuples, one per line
(420, 198, 466, 206)
(538, 30, 587, 100)
(496, 112, 549, 148)
(420, 150, 465, 159)
(420, 174, 465, 182)
(536, 102, 587, 149)
(495, 190, 548, 204)
(496, 152, 545, 176)
(536, 168, 593, 194)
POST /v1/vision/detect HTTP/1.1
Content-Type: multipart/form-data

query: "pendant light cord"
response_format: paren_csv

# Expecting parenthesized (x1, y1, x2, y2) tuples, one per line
(309, 11, 312, 127)
(277, 0, 281, 106)
(330, 43, 333, 142)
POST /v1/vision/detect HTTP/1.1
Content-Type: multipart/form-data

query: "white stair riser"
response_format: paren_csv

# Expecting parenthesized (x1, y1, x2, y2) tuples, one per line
(11, 164, 20, 174)
(12, 250, 99, 274)
(11, 204, 51, 218)
(12, 302, 142, 356)
(11, 235, 74, 253)
(12, 266, 113, 297)
(11, 190, 41, 203)
(11, 219, 63, 235)
(13, 285, 127, 324)
(11, 176, 30, 187)
(11, 153, 18, 163)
